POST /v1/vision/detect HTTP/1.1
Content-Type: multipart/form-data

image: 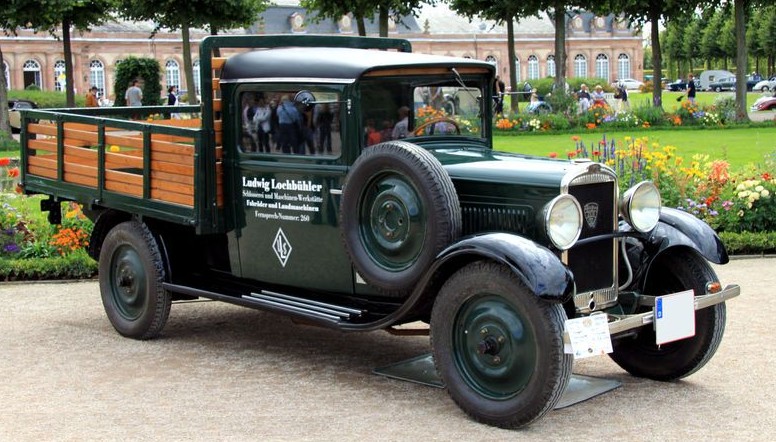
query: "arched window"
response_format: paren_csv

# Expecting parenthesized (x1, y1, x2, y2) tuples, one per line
(527, 55, 539, 80)
(54, 60, 66, 92)
(547, 55, 556, 78)
(617, 54, 631, 80)
(573, 54, 587, 78)
(193, 59, 201, 97)
(485, 55, 498, 76)
(514, 57, 521, 83)
(2, 61, 9, 89)
(595, 54, 610, 82)
(89, 60, 105, 96)
(166, 59, 181, 89)
(23, 59, 42, 89)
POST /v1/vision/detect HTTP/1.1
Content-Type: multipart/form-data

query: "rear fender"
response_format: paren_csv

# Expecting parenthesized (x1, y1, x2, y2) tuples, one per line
(428, 233, 574, 303)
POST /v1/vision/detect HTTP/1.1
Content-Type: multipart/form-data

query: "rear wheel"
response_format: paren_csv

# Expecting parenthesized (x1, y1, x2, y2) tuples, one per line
(609, 250, 726, 381)
(99, 221, 171, 340)
(431, 261, 572, 428)
(761, 86, 770, 92)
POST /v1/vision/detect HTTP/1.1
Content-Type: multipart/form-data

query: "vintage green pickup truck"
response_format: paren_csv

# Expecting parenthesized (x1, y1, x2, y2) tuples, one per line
(19, 35, 739, 428)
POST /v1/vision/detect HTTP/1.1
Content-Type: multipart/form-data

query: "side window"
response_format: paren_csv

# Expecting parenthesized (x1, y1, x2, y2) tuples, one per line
(239, 89, 342, 157)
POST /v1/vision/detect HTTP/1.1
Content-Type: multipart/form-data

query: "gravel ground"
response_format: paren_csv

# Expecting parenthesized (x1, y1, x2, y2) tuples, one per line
(0, 257, 774, 441)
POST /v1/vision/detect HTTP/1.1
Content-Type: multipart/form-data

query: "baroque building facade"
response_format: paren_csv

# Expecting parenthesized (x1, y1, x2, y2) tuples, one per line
(2, 2, 642, 100)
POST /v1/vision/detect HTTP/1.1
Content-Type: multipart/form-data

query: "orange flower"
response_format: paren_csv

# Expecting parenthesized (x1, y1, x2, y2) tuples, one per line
(586, 123, 596, 129)
(571, 135, 580, 142)
(7, 167, 19, 178)
(0, 158, 9, 166)
(549, 152, 558, 158)
(592, 150, 601, 156)
(567, 151, 577, 159)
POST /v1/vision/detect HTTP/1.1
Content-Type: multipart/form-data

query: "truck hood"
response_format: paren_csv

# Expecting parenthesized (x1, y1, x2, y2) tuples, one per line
(431, 147, 575, 189)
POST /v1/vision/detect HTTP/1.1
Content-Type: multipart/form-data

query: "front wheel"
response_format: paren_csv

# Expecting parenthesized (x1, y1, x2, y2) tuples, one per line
(609, 251, 726, 381)
(99, 220, 172, 340)
(431, 261, 572, 428)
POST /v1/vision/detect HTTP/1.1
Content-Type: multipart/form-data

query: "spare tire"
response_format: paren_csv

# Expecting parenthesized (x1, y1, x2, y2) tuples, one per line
(340, 141, 461, 295)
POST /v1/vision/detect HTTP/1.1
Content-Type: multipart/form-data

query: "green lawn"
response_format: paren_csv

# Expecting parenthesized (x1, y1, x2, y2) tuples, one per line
(494, 127, 776, 169)
(628, 90, 765, 109)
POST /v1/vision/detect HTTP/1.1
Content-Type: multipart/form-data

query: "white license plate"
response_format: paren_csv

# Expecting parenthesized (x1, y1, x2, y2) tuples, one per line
(654, 289, 696, 345)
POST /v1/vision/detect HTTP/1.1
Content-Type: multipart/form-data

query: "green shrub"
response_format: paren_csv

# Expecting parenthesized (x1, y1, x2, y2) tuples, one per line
(718, 231, 776, 255)
(0, 131, 19, 152)
(7, 89, 85, 108)
(632, 101, 665, 126)
(0, 248, 97, 281)
(24, 84, 41, 91)
(113, 57, 162, 107)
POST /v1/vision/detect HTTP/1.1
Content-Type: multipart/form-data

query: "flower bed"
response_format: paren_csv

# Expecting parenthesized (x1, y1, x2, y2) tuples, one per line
(549, 135, 776, 235)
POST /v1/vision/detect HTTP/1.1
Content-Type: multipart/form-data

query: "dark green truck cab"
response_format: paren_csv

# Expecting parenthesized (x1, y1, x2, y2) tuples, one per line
(19, 35, 739, 429)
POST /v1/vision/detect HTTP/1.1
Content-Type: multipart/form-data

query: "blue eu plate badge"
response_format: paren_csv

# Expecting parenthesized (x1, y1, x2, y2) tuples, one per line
(654, 289, 695, 345)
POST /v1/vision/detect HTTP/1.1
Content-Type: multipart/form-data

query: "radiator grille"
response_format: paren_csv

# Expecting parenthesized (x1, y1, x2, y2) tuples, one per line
(565, 171, 618, 312)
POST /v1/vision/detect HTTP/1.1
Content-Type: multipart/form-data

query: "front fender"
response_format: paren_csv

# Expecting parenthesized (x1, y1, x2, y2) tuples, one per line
(648, 207, 729, 264)
(432, 233, 574, 303)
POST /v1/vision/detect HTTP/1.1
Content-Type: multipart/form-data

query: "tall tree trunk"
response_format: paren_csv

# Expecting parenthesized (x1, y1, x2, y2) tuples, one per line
(210, 25, 221, 57)
(734, 0, 749, 121)
(63, 19, 76, 108)
(649, 5, 662, 108)
(182, 26, 197, 105)
(0, 45, 10, 134)
(356, 15, 366, 36)
(378, 5, 388, 37)
(553, 3, 567, 93)
(507, 18, 518, 113)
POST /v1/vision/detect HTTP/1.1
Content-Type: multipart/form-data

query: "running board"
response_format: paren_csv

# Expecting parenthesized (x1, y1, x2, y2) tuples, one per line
(241, 290, 366, 322)
(162, 283, 366, 327)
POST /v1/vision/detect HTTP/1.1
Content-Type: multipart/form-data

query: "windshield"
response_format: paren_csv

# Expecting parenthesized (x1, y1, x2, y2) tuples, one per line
(359, 76, 486, 147)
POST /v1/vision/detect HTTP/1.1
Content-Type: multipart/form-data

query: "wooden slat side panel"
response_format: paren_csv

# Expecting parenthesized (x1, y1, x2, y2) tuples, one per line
(64, 171, 97, 187)
(28, 165, 57, 179)
(211, 57, 226, 70)
(27, 139, 58, 153)
(27, 123, 58, 137)
(151, 189, 193, 207)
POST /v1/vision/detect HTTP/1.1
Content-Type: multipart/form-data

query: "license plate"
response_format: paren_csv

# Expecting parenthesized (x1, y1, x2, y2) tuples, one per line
(654, 289, 696, 345)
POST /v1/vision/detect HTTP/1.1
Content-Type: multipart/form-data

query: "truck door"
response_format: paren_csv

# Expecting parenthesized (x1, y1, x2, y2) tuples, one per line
(231, 86, 354, 293)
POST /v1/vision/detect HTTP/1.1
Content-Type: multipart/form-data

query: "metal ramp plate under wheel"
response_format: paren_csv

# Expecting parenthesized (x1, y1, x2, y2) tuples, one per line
(373, 353, 621, 409)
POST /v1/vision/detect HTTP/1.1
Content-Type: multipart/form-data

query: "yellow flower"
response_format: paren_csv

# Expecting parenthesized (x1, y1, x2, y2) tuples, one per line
(109, 145, 120, 152)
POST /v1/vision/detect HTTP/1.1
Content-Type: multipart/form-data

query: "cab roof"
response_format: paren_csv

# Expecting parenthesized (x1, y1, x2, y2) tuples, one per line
(220, 47, 494, 82)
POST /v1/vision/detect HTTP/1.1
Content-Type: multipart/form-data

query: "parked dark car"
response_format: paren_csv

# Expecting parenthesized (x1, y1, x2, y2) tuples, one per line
(709, 77, 736, 92)
(8, 99, 38, 133)
(667, 79, 700, 92)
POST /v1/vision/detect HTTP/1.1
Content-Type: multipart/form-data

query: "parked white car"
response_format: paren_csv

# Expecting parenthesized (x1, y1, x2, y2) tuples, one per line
(612, 78, 644, 90)
(753, 76, 776, 92)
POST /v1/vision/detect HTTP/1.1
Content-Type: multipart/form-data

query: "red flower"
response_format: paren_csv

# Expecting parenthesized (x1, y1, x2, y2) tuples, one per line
(567, 151, 577, 159)
(548, 152, 558, 158)
(592, 150, 601, 156)
(763, 172, 772, 181)
(0, 158, 10, 166)
(7, 167, 19, 178)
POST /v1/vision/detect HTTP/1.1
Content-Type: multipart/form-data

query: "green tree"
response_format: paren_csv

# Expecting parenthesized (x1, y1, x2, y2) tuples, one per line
(449, 0, 541, 112)
(118, 0, 266, 104)
(0, 0, 113, 132)
(662, 20, 686, 78)
(701, 9, 726, 69)
(757, 5, 776, 75)
(682, 16, 702, 74)
(597, 0, 702, 108)
(302, 0, 432, 37)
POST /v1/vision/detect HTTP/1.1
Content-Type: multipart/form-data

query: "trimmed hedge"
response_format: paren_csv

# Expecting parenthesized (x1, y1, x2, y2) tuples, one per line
(718, 231, 776, 256)
(0, 250, 97, 281)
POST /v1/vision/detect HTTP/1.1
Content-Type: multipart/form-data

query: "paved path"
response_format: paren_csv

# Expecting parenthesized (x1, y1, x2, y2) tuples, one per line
(0, 257, 774, 441)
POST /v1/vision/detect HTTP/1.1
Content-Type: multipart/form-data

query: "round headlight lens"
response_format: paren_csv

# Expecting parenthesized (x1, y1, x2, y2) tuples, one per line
(544, 195, 582, 250)
(621, 181, 661, 233)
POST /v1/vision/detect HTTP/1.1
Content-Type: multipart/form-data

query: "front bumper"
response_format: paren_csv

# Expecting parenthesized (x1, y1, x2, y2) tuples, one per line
(563, 284, 740, 344)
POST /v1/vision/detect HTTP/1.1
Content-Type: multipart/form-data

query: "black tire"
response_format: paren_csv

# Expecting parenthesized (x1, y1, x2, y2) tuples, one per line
(340, 141, 460, 295)
(99, 220, 172, 340)
(762, 86, 770, 92)
(430, 261, 572, 429)
(609, 250, 726, 381)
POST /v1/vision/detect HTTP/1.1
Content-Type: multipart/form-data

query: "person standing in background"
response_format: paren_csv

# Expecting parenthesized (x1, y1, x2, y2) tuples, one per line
(85, 86, 99, 107)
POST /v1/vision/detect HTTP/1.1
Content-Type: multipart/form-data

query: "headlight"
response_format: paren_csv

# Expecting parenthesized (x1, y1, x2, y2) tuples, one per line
(620, 181, 661, 233)
(544, 195, 582, 250)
